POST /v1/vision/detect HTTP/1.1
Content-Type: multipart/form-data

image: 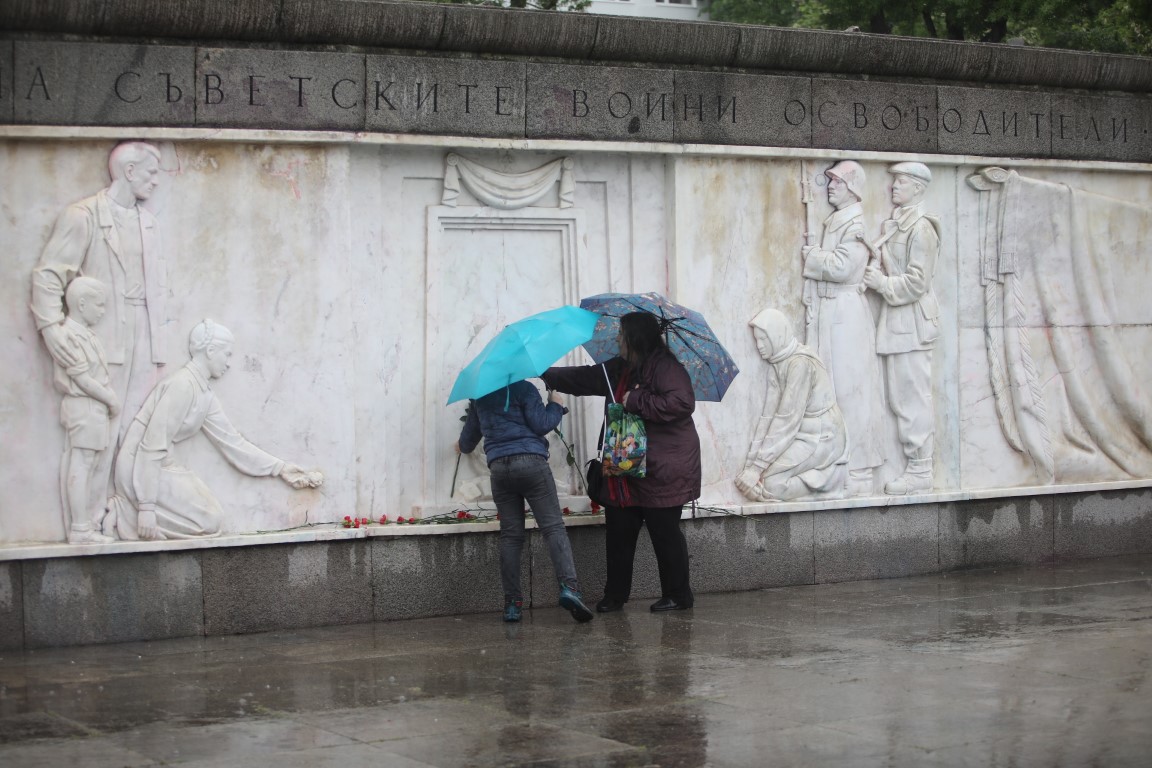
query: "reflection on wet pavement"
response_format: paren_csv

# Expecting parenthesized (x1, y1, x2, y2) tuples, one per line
(1, 555, 1150, 766)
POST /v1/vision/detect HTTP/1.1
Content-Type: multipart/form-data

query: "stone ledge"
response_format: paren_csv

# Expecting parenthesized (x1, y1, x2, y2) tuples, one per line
(2, 126, 1150, 172)
(2, 478, 1148, 562)
(1, 1, 1149, 94)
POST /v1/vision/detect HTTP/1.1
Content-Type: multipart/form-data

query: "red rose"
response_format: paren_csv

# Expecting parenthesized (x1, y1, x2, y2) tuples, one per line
(379, 515, 388, 524)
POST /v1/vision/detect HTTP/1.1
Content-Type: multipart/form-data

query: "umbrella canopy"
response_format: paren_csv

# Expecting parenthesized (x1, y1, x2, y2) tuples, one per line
(579, 292, 739, 402)
(447, 305, 600, 404)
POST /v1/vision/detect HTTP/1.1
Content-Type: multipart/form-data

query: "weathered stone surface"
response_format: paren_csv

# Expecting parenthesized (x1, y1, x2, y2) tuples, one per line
(940, 497, 1054, 570)
(99, 0, 283, 41)
(13, 42, 195, 126)
(0, 40, 11, 123)
(526, 63, 675, 142)
(0, 561, 22, 651)
(811, 78, 937, 154)
(0, 0, 105, 34)
(937, 86, 1052, 158)
(280, 0, 445, 50)
(202, 541, 372, 635)
(372, 533, 511, 620)
(366, 55, 525, 138)
(814, 504, 940, 583)
(1054, 490, 1152, 559)
(1050, 93, 1152, 163)
(440, 5, 598, 60)
(3, 2, 1152, 94)
(22, 553, 203, 648)
(593, 17, 739, 67)
(673, 71, 810, 147)
(687, 513, 814, 592)
(196, 47, 365, 130)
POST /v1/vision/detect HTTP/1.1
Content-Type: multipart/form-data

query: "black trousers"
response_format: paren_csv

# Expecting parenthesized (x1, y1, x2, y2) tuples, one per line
(603, 504, 692, 604)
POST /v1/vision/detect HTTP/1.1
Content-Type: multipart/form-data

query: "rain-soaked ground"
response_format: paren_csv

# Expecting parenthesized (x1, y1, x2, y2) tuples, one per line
(1, 554, 1150, 767)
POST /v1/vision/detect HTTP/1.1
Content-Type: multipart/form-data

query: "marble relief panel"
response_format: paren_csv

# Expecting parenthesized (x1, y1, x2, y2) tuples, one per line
(1, 137, 1150, 549)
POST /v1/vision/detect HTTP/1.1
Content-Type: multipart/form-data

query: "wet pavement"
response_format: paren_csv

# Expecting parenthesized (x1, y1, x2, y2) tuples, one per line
(1, 554, 1150, 767)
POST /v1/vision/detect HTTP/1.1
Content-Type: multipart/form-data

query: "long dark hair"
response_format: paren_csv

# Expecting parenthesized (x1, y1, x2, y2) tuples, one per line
(619, 311, 666, 371)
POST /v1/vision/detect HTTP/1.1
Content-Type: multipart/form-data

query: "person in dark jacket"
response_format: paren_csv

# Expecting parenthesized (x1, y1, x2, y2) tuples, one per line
(457, 380, 594, 623)
(542, 311, 700, 612)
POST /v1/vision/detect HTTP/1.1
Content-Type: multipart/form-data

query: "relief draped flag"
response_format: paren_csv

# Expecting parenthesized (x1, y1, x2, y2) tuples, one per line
(969, 168, 1152, 481)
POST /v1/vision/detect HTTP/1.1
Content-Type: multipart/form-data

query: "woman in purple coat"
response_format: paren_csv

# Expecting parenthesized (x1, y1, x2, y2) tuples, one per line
(542, 312, 700, 612)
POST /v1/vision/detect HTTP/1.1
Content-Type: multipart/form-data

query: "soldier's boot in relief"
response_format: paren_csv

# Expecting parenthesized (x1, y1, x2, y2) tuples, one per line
(884, 458, 933, 495)
(847, 469, 875, 497)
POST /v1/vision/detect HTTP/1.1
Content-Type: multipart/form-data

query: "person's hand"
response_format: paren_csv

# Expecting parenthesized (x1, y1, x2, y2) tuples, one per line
(548, 391, 565, 407)
(863, 264, 885, 291)
(41, 323, 82, 368)
(735, 468, 761, 496)
(137, 506, 163, 540)
(801, 245, 816, 260)
(281, 464, 324, 489)
(107, 396, 121, 419)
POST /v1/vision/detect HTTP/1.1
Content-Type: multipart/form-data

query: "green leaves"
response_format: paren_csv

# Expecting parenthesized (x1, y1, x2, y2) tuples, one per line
(709, 0, 1151, 54)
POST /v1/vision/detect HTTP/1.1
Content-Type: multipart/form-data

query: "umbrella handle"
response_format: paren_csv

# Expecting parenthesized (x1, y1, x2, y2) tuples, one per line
(450, 452, 462, 498)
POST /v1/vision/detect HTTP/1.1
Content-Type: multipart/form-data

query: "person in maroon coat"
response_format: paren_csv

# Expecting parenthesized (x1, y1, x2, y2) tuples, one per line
(542, 311, 700, 612)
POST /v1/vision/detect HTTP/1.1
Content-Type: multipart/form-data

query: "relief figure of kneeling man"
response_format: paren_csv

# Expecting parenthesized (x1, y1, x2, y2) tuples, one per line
(108, 320, 323, 540)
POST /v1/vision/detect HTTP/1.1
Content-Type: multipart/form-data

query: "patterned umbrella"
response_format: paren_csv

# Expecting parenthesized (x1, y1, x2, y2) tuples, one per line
(579, 292, 739, 402)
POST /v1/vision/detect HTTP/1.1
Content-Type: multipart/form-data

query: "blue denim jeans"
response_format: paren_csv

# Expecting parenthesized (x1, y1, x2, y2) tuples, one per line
(489, 454, 579, 600)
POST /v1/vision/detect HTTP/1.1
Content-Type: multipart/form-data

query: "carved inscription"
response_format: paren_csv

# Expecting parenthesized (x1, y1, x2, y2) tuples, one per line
(366, 56, 525, 138)
(3, 42, 1149, 162)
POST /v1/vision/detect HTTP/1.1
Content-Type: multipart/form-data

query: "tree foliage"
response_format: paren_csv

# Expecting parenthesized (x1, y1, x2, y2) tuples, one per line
(708, 0, 1152, 56)
(424, 0, 593, 11)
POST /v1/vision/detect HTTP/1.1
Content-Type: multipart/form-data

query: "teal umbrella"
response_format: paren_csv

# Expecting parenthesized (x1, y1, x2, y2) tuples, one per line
(447, 306, 600, 405)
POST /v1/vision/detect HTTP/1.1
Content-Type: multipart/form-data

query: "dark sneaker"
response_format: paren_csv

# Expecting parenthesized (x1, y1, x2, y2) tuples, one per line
(558, 586, 594, 623)
(503, 599, 523, 622)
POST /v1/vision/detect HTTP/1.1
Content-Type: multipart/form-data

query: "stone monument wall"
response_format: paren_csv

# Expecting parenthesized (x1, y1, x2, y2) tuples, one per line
(1, 0, 1150, 646)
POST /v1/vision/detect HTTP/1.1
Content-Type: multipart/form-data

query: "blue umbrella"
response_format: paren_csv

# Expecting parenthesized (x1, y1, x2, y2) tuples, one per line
(447, 306, 600, 405)
(579, 292, 739, 402)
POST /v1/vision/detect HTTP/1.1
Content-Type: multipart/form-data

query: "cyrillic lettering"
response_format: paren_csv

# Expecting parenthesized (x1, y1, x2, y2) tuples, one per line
(416, 82, 439, 112)
(374, 80, 396, 111)
(1112, 117, 1128, 142)
(881, 104, 901, 131)
(114, 72, 141, 104)
(718, 96, 737, 124)
(290, 76, 312, 108)
(645, 92, 667, 121)
(941, 108, 962, 133)
(248, 75, 265, 107)
(457, 83, 476, 114)
(682, 94, 703, 122)
(916, 106, 930, 132)
(26, 67, 50, 101)
(1002, 111, 1018, 137)
(609, 92, 633, 119)
(332, 78, 357, 110)
(572, 89, 589, 118)
(203, 74, 223, 105)
(972, 110, 990, 136)
(817, 101, 836, 128)
(1083, 116, 1101, 142)
(162, 73, 182, 104)
(495, 85, 513, 116)
(1030, 112, 1044, 139)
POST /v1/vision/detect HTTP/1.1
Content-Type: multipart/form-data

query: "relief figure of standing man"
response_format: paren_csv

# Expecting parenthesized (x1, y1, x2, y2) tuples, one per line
(801, 161, 883, 496)
(863, 161, 941, 495)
